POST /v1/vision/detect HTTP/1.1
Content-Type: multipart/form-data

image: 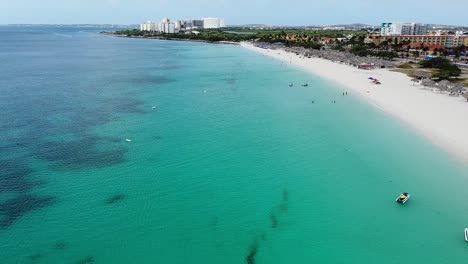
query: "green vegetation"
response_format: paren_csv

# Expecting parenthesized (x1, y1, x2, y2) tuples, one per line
(453, 45, 466, 58)
(110, 28, 365, 49)
(392, 62, 434, 78)
(222, 27, 367, 38)
(109, 28, 399, 60)
(350, 45, 398, 60)
(285, 41, 323, 49)
(419, 57, 462, 80)
(112, 29, 257, 42)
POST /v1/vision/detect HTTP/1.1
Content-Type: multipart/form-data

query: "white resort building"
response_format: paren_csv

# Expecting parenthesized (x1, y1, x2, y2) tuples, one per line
(201, 17, 225, 29)
(140, 21, 157, 31)
(140, 17, 225, 32)
(380, 22, 428, 36)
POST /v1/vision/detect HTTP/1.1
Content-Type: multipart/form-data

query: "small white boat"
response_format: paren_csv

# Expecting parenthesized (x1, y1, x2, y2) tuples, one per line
(396, 192, 410, 204)
(152, 106, 157, 110)
(465, 228, 468, 242)
(125, 139, 132, 142)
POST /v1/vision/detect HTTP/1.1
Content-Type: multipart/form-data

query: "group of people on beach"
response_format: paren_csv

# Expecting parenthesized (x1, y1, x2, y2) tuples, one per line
(309, 91, 348, 104)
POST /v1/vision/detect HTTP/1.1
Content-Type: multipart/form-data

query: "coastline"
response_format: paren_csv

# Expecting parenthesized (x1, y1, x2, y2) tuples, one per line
(241, 42, 468, 164)
(4, 26, 468, 264)
(101, 32, 240, 45)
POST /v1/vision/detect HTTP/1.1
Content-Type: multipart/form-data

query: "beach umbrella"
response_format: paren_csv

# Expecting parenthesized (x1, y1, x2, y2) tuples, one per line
(450, 83, 465, 93)
(421, 79, 435, 87)
(437, 84, 448, 92)
(429, 81, 439, 89)
(453, 84, 466, 93)
(438, 80, 451, 92)
(438, 80, 450, 87)
(448, 86, 459, 93)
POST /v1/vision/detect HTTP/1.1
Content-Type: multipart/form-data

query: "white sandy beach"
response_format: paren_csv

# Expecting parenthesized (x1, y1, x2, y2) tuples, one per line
(241, 42, 468, 164)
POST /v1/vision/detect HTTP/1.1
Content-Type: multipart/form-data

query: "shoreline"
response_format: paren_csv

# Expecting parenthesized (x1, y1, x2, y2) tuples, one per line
(101, 32, 240, 45)
(240, 42, 468, 164)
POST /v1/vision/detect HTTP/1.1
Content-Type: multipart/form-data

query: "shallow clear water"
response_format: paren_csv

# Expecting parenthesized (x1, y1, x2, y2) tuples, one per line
(1, 26, 468, 264)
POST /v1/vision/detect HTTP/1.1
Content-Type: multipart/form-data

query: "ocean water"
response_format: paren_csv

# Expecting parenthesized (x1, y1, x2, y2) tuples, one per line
(1, 26, 468, 264)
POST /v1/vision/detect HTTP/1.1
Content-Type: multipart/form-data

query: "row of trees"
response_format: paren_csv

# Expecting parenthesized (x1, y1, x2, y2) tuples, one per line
(113, 29, 331, 50)
(111, 29, 259, 42)
(111, 29, 462, 64)
(222, 28, 367, 38)
(285, 41, 323, 50)
(350, 45, 398, 59)
(112, 29, 362, 44)
(419, 57, 462, 80)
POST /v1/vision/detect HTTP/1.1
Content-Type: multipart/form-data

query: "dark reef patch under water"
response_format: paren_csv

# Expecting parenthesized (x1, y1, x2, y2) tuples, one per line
(282, 189, 288, 202)
(35, 136, 127, 169)
(0, 160, 56, 228)
(278, 188, 289, 213)
(54, 241, 68, 250)
(0, 194, 56, 228)
(106, 194, 126, 205)
(270, 213, 278, 229)
(76, 256, 95, 264)
(28, 253, 43, 262)
(0, 161, 41, 193)
(246, 241, 258, 264)
(245, 189, 289, 263)
(153, 135, 163, 140)
(0, 79, 152, 226)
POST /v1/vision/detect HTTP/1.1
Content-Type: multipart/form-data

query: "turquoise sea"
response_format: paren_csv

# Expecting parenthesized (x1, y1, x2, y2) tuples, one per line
(1, 26, 468, 263)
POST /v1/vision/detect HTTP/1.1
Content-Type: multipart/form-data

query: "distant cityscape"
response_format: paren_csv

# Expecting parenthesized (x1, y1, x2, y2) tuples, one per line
(365, 22, 468, 49)
(140, 17, 225, 34)
(136, 19, 467, 49)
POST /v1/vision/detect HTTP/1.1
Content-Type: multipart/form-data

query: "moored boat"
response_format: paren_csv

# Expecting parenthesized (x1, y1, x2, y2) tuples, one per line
(396, 192, 410, 204)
